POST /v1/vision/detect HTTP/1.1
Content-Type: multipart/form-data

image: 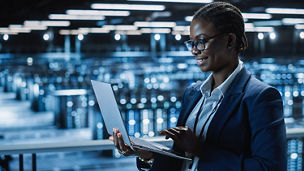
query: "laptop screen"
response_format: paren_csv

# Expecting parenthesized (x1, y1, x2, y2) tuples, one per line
(91, 80, 131, 146)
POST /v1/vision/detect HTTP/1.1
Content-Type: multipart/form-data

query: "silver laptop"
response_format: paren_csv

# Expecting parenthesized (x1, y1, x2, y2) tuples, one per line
(91, 80, 191, 161)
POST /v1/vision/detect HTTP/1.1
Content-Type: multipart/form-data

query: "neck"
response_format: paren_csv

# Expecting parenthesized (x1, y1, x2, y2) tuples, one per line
(212, 59, 239, 91)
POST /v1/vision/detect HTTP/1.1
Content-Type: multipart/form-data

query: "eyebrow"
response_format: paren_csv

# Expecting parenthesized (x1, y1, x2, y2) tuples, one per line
(190, 33, 210, 40)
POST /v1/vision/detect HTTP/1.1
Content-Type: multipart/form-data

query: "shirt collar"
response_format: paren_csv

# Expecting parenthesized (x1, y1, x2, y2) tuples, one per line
(200, 60, 243, 97)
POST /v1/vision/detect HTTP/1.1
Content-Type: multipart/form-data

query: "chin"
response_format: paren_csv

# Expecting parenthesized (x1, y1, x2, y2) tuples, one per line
(199, 65, 210, 73)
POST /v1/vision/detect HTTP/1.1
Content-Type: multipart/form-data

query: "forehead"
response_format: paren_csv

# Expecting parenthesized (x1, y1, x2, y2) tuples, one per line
(190, 19, 217, 39)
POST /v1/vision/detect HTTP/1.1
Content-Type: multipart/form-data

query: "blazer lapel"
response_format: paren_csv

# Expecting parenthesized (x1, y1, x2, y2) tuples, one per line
(206, 68, 251, 143)
(177, 85, 202, 126)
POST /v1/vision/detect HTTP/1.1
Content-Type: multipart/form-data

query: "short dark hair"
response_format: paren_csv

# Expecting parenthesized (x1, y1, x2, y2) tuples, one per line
(193, 2, 248, 53)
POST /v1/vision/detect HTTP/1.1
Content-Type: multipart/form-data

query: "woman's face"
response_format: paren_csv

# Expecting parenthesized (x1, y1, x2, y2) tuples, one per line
(189, 19, 235, 73)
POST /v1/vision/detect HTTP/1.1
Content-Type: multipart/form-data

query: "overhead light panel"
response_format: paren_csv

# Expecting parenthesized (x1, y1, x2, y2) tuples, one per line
(78, 28, 110, 33)
(66, 10, 130, 16)
(255, 27, 274, 32)
(24, 25, 48, 30)
(89, 28, 110, 33)
(101, 25, 138, 31)
(140, 28, 171, 33)
(9, 25, 23, 29)
(102, 25, 116, 30)
(24, 20, 70, 27)
(245, 27, 274, 32)
(172, 30, 189, 35)
(24, 21, 41, 26)
(8, 25, 31, 33)
(59, 29, 89, 35)
(242, 13, 272, 19)
(266, 8, 304, 15)
(295, 24, 304, 29)
(186, 13, 271, 22)
(91, 3, 165, 11)
(282, 18, 304, 25)
(253, 20, 282, 27)
(0, 28, 19, 35)
(59, 30, 71, 35)
(185, 16, 193, 22)
(245, 23, 254, 29)
(41, 21, 70, 27)
(127, 0, 213, 3)
(173, 26, 190, 31)
(116, 30, 142, 35)
(115, 25, 138, 30)
(134, 21, 176, 27)
(49, 14, 105, 20)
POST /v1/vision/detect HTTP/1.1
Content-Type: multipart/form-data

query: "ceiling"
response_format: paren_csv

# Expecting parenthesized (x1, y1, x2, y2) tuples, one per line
(1, 0, 303, 28)
(0, 0, 303, 57)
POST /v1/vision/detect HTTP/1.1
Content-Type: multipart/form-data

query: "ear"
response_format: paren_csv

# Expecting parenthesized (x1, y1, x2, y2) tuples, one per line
(226, 33, 237, 50)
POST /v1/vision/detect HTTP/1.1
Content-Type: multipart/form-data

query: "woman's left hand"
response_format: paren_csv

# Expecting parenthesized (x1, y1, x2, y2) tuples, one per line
(159, 126, 201, 156)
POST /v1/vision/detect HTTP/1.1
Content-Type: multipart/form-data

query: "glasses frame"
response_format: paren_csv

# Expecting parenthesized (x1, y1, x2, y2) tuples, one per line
(184, 32, 227, 51)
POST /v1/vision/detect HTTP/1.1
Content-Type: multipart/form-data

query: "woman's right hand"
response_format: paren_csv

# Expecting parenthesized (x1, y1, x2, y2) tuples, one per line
(109, 128, 154, 160)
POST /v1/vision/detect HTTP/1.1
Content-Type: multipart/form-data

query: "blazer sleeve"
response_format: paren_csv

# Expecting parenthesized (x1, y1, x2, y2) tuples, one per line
(244, 87, 287, 170)
(198, 87, 287, 171)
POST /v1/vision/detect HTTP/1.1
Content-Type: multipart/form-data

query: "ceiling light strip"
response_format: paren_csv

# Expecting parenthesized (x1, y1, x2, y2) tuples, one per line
(266, 8, 304, 15)
(140, 28, 171, 33)
(24, 20, 70, 27)
(172, 30, 189, 35)
(242, 13, 272, 19)
(91, 3, 165, 11)
(127, 0, 212, 3)
(245, 27, 274, 32)
(173, 26, 190, 31)
(134, 21, 176, 27)
(116, 30, 142, 35)
(295, 24, 304, 29)
(66, 10, 130, 16)
(186, 13, 272, 22)
(282, 18, 304, 25)
(49, 14, 105, 20)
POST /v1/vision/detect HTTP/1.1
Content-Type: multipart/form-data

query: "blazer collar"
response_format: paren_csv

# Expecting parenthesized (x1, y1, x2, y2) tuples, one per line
(225, 67, 251, 95)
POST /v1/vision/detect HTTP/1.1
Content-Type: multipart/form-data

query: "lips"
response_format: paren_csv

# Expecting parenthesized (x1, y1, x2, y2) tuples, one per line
(196, 56, 208, 65)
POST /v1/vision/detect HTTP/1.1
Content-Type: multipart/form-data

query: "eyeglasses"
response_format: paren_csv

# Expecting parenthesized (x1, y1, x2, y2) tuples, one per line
(184, 32, 226, 51)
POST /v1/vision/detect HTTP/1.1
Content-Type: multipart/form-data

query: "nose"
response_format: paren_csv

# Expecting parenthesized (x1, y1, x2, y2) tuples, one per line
(191, 46, 200, 56)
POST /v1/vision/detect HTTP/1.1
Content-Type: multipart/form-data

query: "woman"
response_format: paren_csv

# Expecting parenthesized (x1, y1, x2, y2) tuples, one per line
(112, 2, 287, 171)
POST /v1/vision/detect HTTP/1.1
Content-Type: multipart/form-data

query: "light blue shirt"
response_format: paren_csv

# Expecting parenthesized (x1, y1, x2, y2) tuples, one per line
(183, 60, 243, 171)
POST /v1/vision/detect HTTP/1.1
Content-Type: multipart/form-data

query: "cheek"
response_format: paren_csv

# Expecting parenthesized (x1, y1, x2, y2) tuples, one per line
(204, 41, 227, 57)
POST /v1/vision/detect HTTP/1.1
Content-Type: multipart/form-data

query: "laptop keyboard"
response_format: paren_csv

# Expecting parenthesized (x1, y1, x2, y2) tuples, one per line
(130, 137, 171, 151)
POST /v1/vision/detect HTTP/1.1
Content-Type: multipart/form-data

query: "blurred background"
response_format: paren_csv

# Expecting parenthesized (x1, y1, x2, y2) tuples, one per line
(0, 0, 304, 170)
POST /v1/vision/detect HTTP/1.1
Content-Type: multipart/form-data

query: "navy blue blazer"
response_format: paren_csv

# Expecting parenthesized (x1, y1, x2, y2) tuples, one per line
(138, 67, 287, 171)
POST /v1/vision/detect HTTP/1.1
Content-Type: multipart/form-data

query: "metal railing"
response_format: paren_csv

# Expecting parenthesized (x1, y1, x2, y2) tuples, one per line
(0, 128, 303, 171)
(0, 136, 173, 171)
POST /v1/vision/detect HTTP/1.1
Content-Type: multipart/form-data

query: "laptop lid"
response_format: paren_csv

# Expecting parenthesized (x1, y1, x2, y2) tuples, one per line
(91, 80, 131, 146)
(91, 80, 192, 161)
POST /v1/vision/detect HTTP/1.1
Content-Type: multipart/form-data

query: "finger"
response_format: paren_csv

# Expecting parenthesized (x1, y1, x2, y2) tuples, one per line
(177, 126, 188, 132)
(109, 136, 114, 141)
(166, 128, 184, 139)
(113, 129, 120, 150)
(162, 130, 179, 142)
(159, 130, 166, 135)
(117, 133, 127, 152)
(170, 128, 182, 135)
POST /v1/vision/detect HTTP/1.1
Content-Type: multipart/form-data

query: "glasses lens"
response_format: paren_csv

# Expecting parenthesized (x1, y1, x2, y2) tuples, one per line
(184, 41, 193, 51)
(184, 40, 206, 51)
(197, 40, 205, 51)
